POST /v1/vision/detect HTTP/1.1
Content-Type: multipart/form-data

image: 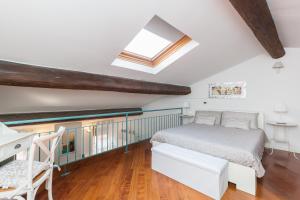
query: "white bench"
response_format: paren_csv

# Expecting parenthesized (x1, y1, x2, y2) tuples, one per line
(152, 143, 228, 200)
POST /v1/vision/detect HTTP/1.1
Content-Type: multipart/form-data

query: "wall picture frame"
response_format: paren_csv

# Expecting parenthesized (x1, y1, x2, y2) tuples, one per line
(55, 122, 82, 155)
(209, 81, 246, 99)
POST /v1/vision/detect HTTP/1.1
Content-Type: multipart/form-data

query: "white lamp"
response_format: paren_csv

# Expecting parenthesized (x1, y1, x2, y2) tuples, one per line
(274, 103, 288, 122)
(183, 102, 190, 115)
(272, 61, 284, 74)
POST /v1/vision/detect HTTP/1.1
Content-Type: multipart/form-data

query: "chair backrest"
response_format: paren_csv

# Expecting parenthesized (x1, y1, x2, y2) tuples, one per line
(27, 127, 65, 182)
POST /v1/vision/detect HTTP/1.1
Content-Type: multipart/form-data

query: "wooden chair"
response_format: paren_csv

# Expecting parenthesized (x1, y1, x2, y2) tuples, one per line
(0, 127, 65, 200)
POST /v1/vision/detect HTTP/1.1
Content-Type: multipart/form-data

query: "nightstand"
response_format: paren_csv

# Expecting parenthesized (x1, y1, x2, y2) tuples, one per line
(266, 121, 298, 159)
(180, 115, 194, 125)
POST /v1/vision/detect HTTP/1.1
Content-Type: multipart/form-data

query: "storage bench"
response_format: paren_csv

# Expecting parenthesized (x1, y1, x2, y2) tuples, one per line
(152, 143, 228, 200)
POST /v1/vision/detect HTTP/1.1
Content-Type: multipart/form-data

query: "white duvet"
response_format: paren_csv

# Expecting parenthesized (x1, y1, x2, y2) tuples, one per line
(151, 123, 266, 177)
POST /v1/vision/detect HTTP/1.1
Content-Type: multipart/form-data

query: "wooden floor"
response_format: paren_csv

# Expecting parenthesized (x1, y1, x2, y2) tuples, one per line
(37, 141, 300, 200)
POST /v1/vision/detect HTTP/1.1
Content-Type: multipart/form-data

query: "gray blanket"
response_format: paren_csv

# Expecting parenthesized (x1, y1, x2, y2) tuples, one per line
(151, 123, 266, 177)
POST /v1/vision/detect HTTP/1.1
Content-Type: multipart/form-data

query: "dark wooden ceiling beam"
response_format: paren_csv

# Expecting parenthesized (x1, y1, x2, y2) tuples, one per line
(229, 0, 285, 58)
(0, 60, 191, 95)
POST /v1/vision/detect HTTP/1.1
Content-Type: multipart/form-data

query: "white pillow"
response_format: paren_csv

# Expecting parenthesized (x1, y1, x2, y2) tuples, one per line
(222, 118, 250, 130)
(194, 116, 216, 126)
(194, 111, 222, 125)
(221, 111, 258, 129)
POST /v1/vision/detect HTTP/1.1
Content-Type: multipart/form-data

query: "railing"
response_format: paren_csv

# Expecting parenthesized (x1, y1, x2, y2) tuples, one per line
(5, 108, 183, 170)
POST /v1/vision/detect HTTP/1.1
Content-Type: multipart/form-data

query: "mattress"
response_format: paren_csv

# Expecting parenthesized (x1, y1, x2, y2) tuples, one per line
(150, 123, 266, 177)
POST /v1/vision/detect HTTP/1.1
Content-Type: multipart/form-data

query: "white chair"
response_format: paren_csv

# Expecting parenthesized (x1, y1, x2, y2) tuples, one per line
(0, 127, 65, 200)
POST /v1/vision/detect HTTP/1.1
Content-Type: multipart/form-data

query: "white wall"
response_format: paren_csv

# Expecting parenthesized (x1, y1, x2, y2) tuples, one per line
(144, 48, 300, 153)
(0, 86, 164, 114)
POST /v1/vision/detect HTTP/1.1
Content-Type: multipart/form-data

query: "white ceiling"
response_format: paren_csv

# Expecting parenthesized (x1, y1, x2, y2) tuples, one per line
(268, 0, 300, 48)
(0, 0, 299, 114)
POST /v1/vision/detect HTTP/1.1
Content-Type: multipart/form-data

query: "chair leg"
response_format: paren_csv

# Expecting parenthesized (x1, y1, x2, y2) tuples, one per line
(48, 184, 53, 200)
(47, 175, 54, 200)
(27, 190, 34, 200)
(46, 179, 49, 190)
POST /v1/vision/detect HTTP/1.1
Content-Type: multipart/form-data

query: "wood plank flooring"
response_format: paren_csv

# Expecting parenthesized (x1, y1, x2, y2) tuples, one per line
(37, 141, 300, 200)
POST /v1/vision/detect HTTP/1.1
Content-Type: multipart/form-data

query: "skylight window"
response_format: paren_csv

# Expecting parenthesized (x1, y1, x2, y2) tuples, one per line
(124, 29, 172, 59)
(112, 15, 199, 74)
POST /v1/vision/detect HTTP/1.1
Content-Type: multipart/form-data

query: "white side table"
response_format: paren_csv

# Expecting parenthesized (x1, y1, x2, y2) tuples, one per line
(180, 115, 194, 125)
(266, 121, 298, 159)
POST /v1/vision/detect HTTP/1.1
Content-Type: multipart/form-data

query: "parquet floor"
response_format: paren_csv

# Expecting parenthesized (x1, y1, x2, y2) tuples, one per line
(37, 141, 300, 200)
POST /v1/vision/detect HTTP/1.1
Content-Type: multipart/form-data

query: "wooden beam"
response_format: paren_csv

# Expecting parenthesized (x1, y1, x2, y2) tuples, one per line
(0, 108, 142, 126)
(0, 60, 191, 95)
(229, 0, 285, 58)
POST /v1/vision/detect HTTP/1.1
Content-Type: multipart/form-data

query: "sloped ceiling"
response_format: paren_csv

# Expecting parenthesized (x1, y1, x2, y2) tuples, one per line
(0, 0, 299, 114)
(0, 85, 164, 114)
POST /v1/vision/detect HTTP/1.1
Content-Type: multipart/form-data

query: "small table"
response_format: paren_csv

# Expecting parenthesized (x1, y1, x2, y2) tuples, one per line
(180, 115, 194, 125)
(266, 121, 298, 159)
(0, 132, 35, 163)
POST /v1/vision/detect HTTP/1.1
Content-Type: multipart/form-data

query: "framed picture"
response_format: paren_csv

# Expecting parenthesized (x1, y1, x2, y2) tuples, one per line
(62, 131, 75, 154)
(55, 122, 82, 155)
(209, 81, 246, 99)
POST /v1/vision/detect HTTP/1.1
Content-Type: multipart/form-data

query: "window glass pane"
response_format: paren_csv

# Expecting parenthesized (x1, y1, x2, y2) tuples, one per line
(124, 29, 171, 58)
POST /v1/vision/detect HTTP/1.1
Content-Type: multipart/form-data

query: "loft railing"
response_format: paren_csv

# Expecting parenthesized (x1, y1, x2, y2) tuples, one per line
(4, 108, 183, 170)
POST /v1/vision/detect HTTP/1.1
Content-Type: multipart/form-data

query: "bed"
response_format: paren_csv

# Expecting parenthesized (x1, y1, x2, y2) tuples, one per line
(150, 110, 266, 195)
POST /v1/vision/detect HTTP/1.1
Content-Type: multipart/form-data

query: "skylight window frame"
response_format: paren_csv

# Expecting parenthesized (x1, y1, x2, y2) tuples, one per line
(118, 35, 192, 68)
